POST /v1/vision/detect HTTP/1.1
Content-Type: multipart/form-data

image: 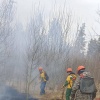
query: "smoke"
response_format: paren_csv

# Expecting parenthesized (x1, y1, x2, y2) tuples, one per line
(0, 84, 38, 100)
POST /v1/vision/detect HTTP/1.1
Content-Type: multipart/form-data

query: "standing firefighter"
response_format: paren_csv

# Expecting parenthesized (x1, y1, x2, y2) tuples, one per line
(71, 66, 97, 100)
(63, 68, 76, 100)
(38, 67, 49, 95)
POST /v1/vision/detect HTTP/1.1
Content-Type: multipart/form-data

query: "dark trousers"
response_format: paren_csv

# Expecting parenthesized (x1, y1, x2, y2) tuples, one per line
(40, 81, 46, 95)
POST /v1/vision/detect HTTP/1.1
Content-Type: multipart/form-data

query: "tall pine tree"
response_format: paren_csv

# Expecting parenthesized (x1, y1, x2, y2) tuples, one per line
(74, 23, 86, 57)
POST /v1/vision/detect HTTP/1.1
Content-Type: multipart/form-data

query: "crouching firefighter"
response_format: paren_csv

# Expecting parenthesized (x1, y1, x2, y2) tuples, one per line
(63, 68, 76, 100)
(38, 67, 49, 95)
(71, 66, 97, 100)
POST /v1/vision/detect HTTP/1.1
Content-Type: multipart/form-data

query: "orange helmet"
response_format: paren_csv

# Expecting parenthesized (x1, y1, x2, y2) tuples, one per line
(77, 66, 85, 72)
(66, 68, 72, 73)
(38, 67, 43, 71)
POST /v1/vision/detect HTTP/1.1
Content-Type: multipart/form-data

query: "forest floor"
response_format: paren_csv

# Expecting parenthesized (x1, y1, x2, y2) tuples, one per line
(33, 91, 65, 100)
(33, 90, 100, 100)
(11, 82, 100, 100)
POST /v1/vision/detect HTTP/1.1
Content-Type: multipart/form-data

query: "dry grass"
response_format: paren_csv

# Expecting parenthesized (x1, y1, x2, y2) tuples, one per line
(96, 83, 100, 98)
(6, 81, 100, 100)
(33, 90, 66, 100)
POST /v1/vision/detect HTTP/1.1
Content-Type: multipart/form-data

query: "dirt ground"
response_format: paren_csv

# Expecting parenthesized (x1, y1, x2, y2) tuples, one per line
(9, 82, 100, 100)
(33, 90, 65, 100)
(33, 90, 100, 100)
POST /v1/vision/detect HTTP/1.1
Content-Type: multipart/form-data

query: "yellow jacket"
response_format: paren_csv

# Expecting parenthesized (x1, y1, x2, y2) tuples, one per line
(64, 74, 76, 89)
(40, 71, 47, 82)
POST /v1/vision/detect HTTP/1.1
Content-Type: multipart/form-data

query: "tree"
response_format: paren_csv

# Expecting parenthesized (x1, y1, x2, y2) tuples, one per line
(0, 0, 15, 84)
(74, 23, 86, 56)
(23, 12, 45, 99)
(86, 37, 100, 81)
(87, 39, 98, 58)
(48, 18, 63, 51)
(40, 13, 73, 88)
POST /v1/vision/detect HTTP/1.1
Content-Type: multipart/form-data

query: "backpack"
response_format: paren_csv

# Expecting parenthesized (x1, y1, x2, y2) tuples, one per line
(80, 76, 96, 94)
(45, 72, 49, 81)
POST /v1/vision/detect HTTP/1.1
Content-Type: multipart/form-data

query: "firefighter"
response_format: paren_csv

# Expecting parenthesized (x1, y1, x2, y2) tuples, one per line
(38, 67, 48, 95)
(71, 66, 97, 100)
(63, 68, 76, 100)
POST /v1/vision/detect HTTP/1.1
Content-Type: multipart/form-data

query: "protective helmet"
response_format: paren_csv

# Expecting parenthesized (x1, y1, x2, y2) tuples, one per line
(38, 67, 43, 71)
(66, 68, 72, 73)
(77, 66, 85, 72)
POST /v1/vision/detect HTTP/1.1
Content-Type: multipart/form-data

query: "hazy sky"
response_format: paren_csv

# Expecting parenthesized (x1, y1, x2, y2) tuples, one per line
(16, 0, 100, 23)
(15, 0, 100, 36)
(0, 0, 100, 37)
